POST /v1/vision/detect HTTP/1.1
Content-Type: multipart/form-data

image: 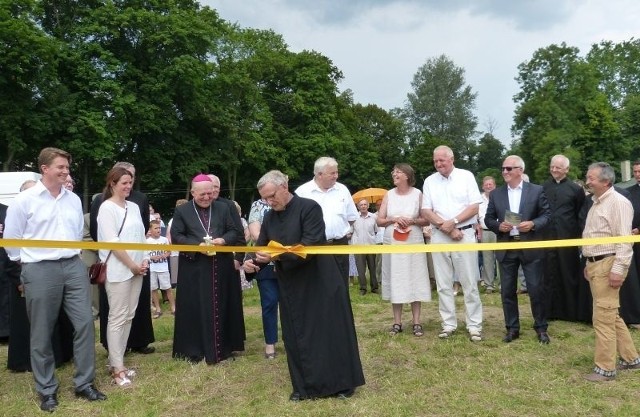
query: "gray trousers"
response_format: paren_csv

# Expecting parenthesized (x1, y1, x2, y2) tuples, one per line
(355, 253, 378, 291)
(22, 256, 95, 395)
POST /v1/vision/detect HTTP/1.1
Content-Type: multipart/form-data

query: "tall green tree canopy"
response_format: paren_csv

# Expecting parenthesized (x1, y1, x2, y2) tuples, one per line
(403, 54, 478, 171)
(512, 42, 628, 182)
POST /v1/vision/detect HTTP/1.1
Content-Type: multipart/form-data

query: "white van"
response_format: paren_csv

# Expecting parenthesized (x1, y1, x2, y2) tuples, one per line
(0, 172, 41, 206)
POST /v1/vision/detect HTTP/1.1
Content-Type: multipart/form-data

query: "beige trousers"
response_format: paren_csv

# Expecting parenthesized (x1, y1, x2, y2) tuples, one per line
(586, 256, 639, 373)
(105, 275, 143, 370)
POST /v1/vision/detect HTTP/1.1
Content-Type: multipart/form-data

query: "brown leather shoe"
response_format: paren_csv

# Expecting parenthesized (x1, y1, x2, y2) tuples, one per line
(617, 362, 640, 371)
(502, 331, 520, 343)
(584, 372, 615, 382)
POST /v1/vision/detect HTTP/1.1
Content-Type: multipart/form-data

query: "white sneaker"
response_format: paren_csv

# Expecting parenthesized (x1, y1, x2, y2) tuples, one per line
(438, 329, 454, 339)
(469, 332, 483, 342)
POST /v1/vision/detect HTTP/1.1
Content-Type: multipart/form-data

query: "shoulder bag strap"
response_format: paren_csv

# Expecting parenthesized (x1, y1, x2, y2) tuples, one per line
(103, 204, 129, 263)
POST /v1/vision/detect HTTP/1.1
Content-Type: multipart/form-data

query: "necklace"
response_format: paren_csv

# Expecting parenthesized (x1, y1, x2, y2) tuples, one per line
(192, 200, 212, 240)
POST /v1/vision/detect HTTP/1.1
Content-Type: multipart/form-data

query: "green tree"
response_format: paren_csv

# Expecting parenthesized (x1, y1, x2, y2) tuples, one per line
(330, 92, 398, 190)
(587, 39, 640, 108)
(0, 0, 58, 171)
(512, 43, 627, 182)
(618, 94, 640, 160)
(473, 133, 505, 184)
(257, 49, 344, 186)
(403, 54, 478, 170)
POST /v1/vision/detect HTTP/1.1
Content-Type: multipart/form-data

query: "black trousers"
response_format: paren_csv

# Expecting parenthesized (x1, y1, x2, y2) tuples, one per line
(499, 250, 547, 333)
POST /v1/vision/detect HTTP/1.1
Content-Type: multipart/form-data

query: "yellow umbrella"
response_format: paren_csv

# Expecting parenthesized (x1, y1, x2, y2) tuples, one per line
(352, 188, 388, 205)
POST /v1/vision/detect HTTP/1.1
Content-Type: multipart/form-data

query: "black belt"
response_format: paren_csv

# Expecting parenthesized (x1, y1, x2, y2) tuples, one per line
(34, 255, 78, 264)
(327, 236, 349, 244)
(586, 253, 615, 263)
(508, 235, 521, 241)
(457, 224, 475, 231)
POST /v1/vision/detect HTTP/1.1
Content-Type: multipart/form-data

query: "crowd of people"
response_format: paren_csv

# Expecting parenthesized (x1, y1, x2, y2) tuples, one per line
(2, 146, 640, 412)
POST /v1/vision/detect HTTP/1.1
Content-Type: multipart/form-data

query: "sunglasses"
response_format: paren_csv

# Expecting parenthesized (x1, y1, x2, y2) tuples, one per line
(501, 166, 521, 172)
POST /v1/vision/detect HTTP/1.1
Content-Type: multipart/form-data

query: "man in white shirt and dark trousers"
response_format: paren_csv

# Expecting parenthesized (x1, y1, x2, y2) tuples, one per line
(352, 199, 379, 295)
(4, 147, 106, 412)
(295, 157, 358, 284)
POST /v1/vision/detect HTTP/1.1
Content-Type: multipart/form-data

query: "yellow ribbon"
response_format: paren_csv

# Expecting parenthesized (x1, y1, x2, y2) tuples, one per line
(266, 241, 307, 259)
(1, 235, 640, 256)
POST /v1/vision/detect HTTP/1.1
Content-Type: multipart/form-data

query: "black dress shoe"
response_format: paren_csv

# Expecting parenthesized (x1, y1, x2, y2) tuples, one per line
(334, 388, 355, 399)
(359, 289, 366, 295)
(502, 331, 520, 343)
(289, 392, 310, 402)
(40, 394, 58, 412)
(371, 288, 379, 294)
(75, 385, 107, 401)
(130, 346, 155, 354)
(537, 331, 551, 344)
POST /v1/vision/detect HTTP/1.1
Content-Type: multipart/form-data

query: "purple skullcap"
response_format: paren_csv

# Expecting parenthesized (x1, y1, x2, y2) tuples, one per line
(192, 173, 212, 183)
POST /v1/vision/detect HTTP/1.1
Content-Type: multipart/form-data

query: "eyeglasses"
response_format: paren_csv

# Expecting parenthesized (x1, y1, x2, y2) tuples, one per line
(501, 166, 521, 172)
(262, 187, 279, 201)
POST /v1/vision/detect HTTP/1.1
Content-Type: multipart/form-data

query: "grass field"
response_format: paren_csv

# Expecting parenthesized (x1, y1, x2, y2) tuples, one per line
(2, 284, 640, 417)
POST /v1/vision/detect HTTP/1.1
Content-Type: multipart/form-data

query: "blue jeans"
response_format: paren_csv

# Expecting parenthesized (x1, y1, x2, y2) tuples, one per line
(256, 265, 279, 345)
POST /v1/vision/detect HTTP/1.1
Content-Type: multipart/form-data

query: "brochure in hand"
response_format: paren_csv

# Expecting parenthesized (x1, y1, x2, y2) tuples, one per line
(505, 210, 522, 225)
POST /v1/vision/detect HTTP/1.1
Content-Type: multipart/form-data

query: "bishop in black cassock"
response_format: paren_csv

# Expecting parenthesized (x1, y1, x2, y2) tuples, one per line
(171, 175, 245, 363)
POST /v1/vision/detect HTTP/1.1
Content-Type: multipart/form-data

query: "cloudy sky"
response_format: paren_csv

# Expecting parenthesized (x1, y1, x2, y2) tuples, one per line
(204, 0, 639, 144)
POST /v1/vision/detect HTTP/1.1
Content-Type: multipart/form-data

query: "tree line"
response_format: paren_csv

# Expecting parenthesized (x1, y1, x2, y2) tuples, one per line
(2, 1, 639, 215)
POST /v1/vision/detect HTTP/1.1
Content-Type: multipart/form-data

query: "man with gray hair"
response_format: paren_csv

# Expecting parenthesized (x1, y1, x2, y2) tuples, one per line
(542, 154, 586, 322)
(582, 162, 640, 381)
(295, 157, 358, 284)
(422, 145, 483, 342)
(244, 170, 364, 401)
(486, 155, 551, 344)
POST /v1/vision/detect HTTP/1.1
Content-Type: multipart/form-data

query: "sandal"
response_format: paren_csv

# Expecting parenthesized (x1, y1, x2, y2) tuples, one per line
(111, 370, 132, 388)
(389, 323, 403, 336)
(152, 311, 162, 319)
(412, 324, 424, 337)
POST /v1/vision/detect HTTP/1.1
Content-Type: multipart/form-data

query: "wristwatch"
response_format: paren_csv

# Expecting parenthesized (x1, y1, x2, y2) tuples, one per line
(453, 218, 460, 225)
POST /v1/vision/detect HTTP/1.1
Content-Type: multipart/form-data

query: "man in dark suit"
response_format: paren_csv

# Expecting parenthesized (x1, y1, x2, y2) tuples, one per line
(627, 161, 640, 329)
(90, 162, 155, 354)
(629, 161, 640, 275)
(485, 155, 551, 344)
(0, 203, 10, 344)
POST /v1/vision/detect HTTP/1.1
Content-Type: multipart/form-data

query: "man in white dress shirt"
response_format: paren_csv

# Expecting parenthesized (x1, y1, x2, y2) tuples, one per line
(4, 147, 106, 412)
(421, 145, 483, 342)
(295, 157, 358, 283)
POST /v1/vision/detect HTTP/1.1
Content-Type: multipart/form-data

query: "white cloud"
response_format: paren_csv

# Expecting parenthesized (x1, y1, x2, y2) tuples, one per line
(204, 0, 640, 144)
